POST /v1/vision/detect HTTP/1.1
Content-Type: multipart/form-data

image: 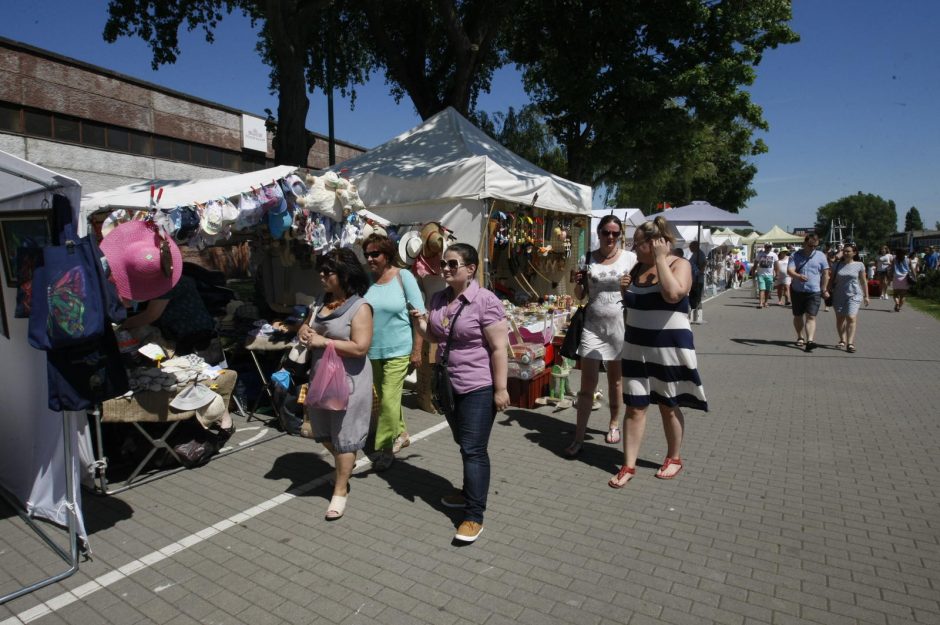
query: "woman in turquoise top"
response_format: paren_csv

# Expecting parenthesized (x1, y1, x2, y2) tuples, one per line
(363, 234, 426, 471)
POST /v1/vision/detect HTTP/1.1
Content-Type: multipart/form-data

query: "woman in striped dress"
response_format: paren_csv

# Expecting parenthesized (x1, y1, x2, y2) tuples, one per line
(609, 217, 708, 488)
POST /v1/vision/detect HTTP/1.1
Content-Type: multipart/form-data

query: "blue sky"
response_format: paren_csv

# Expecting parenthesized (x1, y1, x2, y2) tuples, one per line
(4, 2, 939, 233)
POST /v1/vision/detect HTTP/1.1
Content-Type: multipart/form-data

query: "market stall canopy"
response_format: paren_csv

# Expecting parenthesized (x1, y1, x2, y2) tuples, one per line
(81, 165, 298, 222)
(675, 226, 714, 253)
(333, 107, 592, 216)
(590, 208, 645, 249)
(741, 230, 762, 243)
(649, 200, 753, 228)
(711, 227, 742, 247)
(0, 150, 81, 214)
(754, 225, 803, 244)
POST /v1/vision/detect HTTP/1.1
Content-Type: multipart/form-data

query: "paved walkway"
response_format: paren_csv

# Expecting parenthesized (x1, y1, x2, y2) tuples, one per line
(2, 286, 940, 625)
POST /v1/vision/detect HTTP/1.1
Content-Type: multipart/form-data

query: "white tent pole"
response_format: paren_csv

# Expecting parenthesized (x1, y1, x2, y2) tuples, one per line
(0, 414, 81, 605)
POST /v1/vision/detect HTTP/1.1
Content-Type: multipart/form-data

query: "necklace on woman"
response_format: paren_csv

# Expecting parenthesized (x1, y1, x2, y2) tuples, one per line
(601, 248, 619, 261)
(324, 297, 347, 312)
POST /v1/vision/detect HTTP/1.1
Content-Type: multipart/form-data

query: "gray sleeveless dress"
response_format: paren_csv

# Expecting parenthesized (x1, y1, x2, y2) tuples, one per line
(307, 296, 372, 453)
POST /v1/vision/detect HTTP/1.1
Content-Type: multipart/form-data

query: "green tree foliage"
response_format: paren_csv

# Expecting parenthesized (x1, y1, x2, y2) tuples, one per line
(356, 0, 509, 119)
(473, 105, 567, 175)
(904, 206, 924, 231)
(504, 0, 798, 211)
(815, 192, 897, 254)
(104, 0, 370, 166)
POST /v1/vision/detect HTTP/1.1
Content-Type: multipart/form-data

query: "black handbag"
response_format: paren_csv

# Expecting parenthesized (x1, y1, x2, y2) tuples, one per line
(560, 252, 591, 360)
(559, 306, 586, 360)
(431, 300, 467, 415)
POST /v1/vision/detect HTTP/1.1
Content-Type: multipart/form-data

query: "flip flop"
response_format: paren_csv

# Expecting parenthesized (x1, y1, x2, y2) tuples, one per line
(796, 339, 806, 347)
(655, 457, 684, 480)
(837, 341, 846, 349)
(608, 465, 635, 489)
(605, 426, 621, 445)
(847, 344, 856, 353)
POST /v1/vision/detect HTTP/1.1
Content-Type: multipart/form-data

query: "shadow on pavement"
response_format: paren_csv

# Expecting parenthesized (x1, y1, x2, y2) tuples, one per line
(498, 408, 659, 472)
(370, 454, 464, 525)
(75, 495, 135, 535)
(263, 451, 335, 498)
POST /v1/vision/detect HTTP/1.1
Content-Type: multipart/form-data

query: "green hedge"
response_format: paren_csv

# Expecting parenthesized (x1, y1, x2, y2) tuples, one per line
(911, 270, 940, 301)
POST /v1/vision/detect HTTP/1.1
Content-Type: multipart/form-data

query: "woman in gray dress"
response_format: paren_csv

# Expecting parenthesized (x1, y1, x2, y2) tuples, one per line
(297, 248, 373, 520)
(824, 242, 869, 353)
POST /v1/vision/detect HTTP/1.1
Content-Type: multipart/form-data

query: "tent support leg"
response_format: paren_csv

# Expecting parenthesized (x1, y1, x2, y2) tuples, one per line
(0, 414, 81, 605)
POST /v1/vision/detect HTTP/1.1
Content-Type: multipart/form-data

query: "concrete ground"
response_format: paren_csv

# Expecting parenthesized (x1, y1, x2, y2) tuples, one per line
(2, 285, 939, 625)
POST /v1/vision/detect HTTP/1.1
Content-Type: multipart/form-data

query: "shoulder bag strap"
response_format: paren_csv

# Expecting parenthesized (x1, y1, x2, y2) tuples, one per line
(439, 300, 467, 366)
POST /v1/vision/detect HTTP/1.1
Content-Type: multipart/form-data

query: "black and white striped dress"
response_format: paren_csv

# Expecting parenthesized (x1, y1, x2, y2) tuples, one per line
(621, 279, 708, 411)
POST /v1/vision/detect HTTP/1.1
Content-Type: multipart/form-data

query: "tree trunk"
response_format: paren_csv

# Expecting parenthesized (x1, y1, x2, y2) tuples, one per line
(266, 0, 313, 166)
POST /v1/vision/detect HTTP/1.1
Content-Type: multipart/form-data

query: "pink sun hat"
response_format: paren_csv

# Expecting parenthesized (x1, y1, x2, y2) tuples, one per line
(100, 220, 183, 301)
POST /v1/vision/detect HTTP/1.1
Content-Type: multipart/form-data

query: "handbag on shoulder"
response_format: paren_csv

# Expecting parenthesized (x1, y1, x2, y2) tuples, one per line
(431, 301, 467, 415)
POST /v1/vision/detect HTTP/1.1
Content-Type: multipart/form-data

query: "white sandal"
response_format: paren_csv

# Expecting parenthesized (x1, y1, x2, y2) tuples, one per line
(325, 494, 347, 521)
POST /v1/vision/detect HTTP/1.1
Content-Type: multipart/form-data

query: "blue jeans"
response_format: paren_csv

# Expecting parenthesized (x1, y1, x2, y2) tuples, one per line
(445, 385, 496, 524)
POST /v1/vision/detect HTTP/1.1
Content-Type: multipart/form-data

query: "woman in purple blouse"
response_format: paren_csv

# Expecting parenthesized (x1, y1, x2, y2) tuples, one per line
(412, 243, 509, 544)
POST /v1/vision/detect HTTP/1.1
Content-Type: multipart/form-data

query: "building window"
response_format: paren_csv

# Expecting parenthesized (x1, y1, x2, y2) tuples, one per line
(24, 109, 52, 137)
(83, 121, 106, 147)
(153, 137, 172, 159)
(0, 102, 22, 132)
(128, 129, 151, 156)
(170, 138, 190, 162)
(107, 126, 129, 151)
(53, 116, 81, 143)
(190, 144, 206, 165)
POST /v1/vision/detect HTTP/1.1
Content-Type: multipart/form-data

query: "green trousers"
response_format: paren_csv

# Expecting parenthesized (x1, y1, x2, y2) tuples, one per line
(371, 355, 410, 451)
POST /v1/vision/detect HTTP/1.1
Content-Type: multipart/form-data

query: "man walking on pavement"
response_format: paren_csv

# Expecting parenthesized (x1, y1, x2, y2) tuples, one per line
(787, 233, 829, 352)
(687, 240, 708, 323)
(753, 243, 778, 308)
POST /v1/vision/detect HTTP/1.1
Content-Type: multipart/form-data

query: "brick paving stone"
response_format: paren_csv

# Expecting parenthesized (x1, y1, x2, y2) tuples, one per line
(3, 288, 940, 625)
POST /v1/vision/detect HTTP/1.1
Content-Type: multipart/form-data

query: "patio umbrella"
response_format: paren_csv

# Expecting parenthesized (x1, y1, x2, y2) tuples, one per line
(648, 201, 752, 323)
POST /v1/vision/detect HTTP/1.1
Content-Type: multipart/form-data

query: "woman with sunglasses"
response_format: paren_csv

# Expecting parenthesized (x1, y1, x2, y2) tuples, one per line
(362, 234, 426, 471)
(297, 248, 373, 521)
(410, 243, 508, 544)
(565, 214, 637, 458)
(609, 216, 707, 488)
(824, 242, 868, 352)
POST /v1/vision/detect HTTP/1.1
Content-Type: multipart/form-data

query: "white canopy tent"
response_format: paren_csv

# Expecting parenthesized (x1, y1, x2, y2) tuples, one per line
(329, 107, 593, 248)
(675, 226, 714, 253)
(0, 150, 84, 600)
(80, 165, 299, 232)
(589, 208, 645, 250)
(711, 228, 742, 247)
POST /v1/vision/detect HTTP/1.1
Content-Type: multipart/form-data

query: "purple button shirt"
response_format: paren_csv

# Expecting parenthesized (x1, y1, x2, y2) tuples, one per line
(428, 281, 505, 395)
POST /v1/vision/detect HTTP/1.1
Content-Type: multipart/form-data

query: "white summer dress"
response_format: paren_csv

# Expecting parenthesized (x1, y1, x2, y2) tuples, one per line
(577, 250, 637, 361)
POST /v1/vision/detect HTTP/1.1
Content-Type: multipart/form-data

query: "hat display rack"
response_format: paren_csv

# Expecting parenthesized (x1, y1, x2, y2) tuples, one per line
(485, 197, 583, 305)
(94, 171, 398, 260)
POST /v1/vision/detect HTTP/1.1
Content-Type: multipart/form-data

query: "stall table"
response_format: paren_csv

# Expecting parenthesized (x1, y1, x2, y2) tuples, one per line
(243, 331, 295, 423)
(92, 369, 238, 494)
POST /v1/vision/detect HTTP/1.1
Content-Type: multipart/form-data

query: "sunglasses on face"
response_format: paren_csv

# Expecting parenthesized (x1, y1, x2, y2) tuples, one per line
(439, 259, 466, 271)
(364, 250, 384, 259)
(600, 229, 621, 237)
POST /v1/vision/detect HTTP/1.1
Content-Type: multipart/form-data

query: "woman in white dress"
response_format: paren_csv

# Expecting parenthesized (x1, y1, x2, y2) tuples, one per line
(565, 215, 637, 457)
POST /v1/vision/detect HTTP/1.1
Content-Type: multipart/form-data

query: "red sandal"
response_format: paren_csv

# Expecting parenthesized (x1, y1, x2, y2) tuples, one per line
(655, 457, 683, 480)
(608, 465, 635, 489)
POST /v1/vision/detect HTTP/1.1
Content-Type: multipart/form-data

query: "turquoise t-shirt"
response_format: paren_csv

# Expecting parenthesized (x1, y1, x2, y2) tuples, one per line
(364, 269, 426, 360)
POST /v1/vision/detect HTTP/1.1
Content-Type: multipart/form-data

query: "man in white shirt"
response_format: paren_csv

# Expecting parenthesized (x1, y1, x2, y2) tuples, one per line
(753, 243, 779, 308)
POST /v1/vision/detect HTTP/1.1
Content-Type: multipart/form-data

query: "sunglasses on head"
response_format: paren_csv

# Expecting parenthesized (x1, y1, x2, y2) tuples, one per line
(364, 250, 384, 259)
(439, 259, 466, 271)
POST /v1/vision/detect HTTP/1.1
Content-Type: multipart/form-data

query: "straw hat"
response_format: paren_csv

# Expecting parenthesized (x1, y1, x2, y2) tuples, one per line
(421, 222, 446, 257)
(170, 384, 226, 428)
(397, 230, 423, 266)
(100, 220, 182, 301)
